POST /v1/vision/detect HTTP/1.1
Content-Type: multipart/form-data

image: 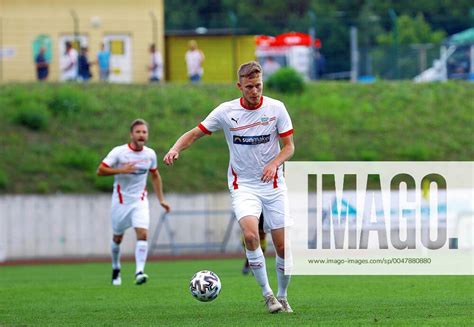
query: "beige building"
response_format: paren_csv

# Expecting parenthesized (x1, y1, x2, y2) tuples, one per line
(0, 0, 164, 82)
(165, 33, 256, 83)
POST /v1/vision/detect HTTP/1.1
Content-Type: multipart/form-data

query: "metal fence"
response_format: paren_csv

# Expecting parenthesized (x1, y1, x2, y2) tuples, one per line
(149, 210, 237, 255)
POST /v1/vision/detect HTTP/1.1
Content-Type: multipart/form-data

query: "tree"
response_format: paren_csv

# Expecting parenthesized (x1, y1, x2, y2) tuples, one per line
(377, 13, 446, 45)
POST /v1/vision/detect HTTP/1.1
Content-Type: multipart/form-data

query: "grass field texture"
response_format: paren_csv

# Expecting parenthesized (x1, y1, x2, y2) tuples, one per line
(0, 258, 472, 326)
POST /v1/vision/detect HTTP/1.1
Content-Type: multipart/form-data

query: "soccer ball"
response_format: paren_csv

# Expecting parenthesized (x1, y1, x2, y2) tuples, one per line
(189, 270, 221, 302)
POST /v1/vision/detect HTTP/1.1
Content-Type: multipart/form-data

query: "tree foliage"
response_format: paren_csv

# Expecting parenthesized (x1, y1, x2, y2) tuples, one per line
(377, 13, 446, 45)
(165, 0, 472, 72)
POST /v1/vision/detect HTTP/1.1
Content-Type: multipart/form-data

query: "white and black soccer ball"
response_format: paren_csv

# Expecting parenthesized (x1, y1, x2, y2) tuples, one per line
(189, 270, 221, 302)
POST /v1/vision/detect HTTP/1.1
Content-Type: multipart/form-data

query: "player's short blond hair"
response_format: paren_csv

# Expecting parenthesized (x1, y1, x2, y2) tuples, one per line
(237, 61, 262, 80)
(188, 40, 198, 49)
(130, 118, 149, 132)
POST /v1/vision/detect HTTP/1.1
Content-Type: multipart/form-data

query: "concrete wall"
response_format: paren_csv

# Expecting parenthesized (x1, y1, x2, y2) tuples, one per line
(0, 193, 250, 261)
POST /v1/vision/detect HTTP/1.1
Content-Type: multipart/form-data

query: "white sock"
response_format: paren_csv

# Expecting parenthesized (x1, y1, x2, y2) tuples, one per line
(276, 255, 292, 298)
(135, 240, 148, 274)
(246, 247, 273, 297)
(111, 241, 121, 270)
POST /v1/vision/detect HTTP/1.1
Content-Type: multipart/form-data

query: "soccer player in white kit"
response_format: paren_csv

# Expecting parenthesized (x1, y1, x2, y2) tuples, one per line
(164, 61, 295, 313)
(97, 119, 170, 286)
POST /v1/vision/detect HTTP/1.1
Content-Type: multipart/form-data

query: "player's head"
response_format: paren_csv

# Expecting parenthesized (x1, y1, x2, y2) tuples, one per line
(129, 118, 149, 149)
(65, 41, 72, 53)
(188, 40, 198, 50)
(149, 44, 156, 53)
(237, 61, 263, 108)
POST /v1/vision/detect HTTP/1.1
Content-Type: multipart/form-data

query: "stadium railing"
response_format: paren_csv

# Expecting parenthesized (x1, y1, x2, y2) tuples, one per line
(149, 210, 237, 255)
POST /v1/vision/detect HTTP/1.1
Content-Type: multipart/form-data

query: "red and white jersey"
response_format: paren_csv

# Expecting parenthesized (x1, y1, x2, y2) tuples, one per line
(101, 144, 157, 204)
(198, 96, 293, 190)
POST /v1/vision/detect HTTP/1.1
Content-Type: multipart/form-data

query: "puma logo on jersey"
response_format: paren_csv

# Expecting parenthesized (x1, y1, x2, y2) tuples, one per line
(231, 117, 239, 124)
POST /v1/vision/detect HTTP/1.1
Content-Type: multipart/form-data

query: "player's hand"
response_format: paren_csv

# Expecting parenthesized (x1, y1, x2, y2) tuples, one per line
(121, 163, 137, 174)
(163, 149, 179, 166)
(160, 200, 171, 213)
(261, 163, 278, 183)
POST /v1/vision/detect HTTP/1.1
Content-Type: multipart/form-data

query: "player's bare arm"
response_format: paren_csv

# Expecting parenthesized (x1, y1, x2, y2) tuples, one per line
(163, 127, 206, 165)
(96, 162, 137, 176)
(150, 169, 171, 212)
(261, 135, 295, 183)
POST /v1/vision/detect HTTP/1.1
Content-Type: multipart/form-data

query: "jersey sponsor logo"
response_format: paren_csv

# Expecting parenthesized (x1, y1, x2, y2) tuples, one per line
(233, 134, 270, 145)
(131, 169, 148, 175)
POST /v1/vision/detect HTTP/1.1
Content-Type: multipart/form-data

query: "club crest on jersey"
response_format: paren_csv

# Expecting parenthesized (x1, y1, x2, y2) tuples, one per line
(233, 134, 270, 145)
(260, 116, 270, 125)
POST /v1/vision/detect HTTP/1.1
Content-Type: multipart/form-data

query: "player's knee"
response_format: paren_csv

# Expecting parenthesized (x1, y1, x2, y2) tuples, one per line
(113, 235, 123, 244)
(243, 231, 259, 247)
(275, 243, 285, 257)
(137, 231, 148, 241)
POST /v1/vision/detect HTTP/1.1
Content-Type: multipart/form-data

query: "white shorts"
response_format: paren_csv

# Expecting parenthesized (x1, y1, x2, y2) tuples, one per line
(110, 198, 150, 235)
(230, 185, 293, 232)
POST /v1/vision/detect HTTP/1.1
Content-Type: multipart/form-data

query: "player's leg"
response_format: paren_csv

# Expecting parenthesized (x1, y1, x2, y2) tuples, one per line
(242, 213, 265, 275)
(134, 227, 149, 284)
(240, 215, 281, 313)
(111, 234, 123, 286)
(132, 201, 150, 285)
(241, 234, 250, 275)
(259, 213, 267, 253)
(110, 202, 131, 286)
(262, 189, 294, 312)
(271, 228, 293, 313)
(233, 188, 281, 313)
(239, 216, 273, 296)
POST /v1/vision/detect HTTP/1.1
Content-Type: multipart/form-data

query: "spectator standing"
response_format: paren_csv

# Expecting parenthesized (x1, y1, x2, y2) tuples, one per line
(35, 46, 49, 81)
(148, 44, 163, 83)
(60, 41, 78, 81)
(262, 56, 281, 80)
(78, 46, 93, 82)
(97, 43, 111, 82)
(185, 40, 205, 83)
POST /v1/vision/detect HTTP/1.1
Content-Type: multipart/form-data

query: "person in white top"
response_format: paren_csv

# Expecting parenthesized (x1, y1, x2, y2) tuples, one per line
(60, 41, 78, 81)
(262, 56, 281, 80)
(164, 61, 295, 313)
(185, 40, 205, 82)
(148, 44, 163, 82)
(97, 119, 170, 286)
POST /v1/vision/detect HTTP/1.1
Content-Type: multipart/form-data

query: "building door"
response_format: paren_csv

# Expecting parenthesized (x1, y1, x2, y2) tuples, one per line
(103, 34, 132, 83)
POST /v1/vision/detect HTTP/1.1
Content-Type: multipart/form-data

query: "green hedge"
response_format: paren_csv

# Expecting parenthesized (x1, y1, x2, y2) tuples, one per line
(266, 67, 305, 93)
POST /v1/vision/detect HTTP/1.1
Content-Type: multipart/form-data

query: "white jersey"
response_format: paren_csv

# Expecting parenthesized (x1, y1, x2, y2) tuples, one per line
(185, 49, 204, 76)
(101, 144, 157, 204)
(150, 52, 163, 80)
(60, 49, 78, 81)
(198, 96, 293, 190)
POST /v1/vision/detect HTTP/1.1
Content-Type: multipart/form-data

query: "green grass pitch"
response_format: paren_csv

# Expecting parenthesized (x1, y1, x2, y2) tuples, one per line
(0, 258, 472, 326)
